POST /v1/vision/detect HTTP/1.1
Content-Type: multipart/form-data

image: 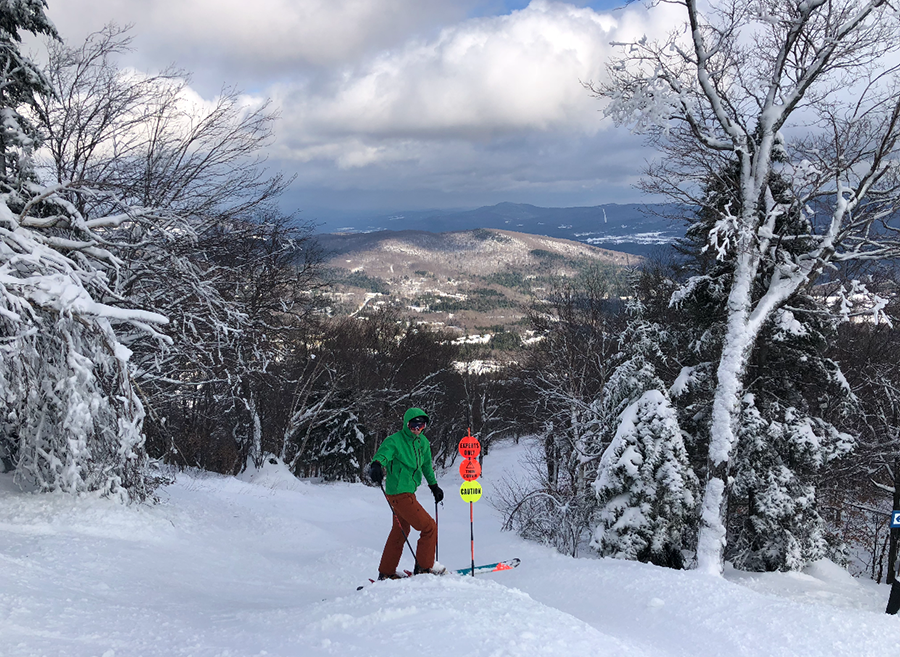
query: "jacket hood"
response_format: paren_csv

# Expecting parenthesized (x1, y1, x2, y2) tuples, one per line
(402, 407, 429, 435)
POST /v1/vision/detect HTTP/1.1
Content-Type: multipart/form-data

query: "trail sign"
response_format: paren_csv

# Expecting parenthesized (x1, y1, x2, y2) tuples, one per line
(460, 480, 483, 503)
(458, 431, 481, 459)
(459, 457, 481, 482)
(892, 511, 900, 529)
(458, 428, 483, 576)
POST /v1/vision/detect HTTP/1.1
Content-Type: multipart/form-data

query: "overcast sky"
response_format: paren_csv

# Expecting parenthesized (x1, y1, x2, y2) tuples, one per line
(42, 0, 681, 217)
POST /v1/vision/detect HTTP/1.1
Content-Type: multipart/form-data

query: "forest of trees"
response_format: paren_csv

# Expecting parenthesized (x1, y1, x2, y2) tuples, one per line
(500, 0, 900, 580)
(0, 8, 523, 495)
(3, 0, 900, 585)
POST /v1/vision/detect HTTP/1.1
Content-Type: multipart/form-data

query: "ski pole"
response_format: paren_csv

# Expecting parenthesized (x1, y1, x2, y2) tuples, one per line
(380, 481, 420, 571)
(435, 499, 440, 562)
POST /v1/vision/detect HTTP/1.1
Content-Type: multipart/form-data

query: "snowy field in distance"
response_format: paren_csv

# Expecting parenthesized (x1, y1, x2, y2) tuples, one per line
(0, 439, 897, 657)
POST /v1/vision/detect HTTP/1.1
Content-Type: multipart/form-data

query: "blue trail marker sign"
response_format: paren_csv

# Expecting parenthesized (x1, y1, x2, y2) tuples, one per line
(891, 511, 900, 528)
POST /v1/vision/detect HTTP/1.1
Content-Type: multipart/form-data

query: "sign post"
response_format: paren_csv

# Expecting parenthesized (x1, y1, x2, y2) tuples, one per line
(889, 512, 900, 614)
(458, 428, 482, 577)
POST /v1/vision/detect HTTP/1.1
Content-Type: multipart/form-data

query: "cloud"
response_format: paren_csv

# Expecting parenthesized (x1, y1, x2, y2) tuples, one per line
(273, 2, 676, 177)
(286, 130, 652, 199)
(283, 2, 615, 144)
(45, 0, 475, 87)
(44, 0, 680, 210)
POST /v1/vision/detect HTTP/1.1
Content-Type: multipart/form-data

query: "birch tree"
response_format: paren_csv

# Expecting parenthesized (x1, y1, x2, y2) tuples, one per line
(591, 0, 900, 574)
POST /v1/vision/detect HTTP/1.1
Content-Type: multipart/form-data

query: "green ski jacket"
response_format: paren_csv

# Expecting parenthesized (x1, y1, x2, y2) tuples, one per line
(372, 407, 437, 495)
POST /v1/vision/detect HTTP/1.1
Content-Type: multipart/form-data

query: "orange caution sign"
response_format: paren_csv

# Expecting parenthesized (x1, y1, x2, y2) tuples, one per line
(459, 457, 481, 482)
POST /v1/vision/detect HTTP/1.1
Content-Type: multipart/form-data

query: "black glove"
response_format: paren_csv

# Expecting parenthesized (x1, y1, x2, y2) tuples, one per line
(369, 461, 383, 485)
(429, 483, 444, 503)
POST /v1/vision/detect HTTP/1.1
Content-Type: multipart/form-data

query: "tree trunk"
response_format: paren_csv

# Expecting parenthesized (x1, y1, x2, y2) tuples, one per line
(696, 251, 757, 575)
(545, 433, 558, 489)
(248, 392, 263, 470)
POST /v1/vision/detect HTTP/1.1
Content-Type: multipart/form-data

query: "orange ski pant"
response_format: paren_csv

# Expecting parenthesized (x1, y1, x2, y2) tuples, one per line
(379, 492, 436, 574)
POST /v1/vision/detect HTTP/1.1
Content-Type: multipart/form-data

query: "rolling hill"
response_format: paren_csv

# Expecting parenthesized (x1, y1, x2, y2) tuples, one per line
(319, 227, 640, 336)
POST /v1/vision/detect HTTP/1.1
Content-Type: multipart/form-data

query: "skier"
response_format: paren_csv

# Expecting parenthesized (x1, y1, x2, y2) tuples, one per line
(368, 407, 445, 579)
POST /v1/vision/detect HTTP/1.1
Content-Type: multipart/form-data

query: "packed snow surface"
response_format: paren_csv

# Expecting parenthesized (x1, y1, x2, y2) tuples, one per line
(0, 440, 896, 656)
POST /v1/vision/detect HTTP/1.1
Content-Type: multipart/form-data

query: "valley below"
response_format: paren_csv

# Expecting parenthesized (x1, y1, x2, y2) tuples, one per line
(318, 227, 641, 340)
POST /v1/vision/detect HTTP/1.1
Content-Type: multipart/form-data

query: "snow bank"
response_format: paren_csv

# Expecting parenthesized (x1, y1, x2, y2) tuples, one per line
(307, 576, 646, 656)
(236, 455, 306, 491)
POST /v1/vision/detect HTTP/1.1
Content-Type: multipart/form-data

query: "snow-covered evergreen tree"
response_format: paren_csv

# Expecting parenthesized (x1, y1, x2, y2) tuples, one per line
(305, 403, 368, 482)
(0, 1, 55, 181)
(728, 358, 855, 571)
(592, 389, 698, 568)
(670, 175, 857, 571)
(596, 296, 668, 434)
(641, 145, 858, 572)
(580, 294, 670, 492)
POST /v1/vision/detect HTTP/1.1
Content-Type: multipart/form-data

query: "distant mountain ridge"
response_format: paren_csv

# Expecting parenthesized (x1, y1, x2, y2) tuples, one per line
(312, 202, 685, 256)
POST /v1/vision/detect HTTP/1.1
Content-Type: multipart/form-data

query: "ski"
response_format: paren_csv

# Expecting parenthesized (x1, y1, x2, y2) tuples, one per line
(357, 570, 413, 590)
(454, 558, 520, 575)
(358, 560, 519, 589)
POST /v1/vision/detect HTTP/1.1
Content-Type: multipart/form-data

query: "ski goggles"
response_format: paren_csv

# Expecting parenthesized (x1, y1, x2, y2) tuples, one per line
(407, 418, 428, 429)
